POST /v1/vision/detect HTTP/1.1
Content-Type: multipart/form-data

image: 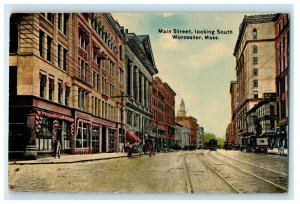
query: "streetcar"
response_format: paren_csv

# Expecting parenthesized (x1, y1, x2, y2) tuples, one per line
(207, 139, 218, 151)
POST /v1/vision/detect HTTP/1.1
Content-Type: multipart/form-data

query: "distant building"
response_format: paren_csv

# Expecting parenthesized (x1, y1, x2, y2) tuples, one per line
(175, 123, 191, 147)
(176, 99, 201, 146)
(151, 77, 176, 149)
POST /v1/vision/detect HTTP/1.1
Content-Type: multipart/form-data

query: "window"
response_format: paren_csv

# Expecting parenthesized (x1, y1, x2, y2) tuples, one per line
(280, 77, 285, 93)
(79, 28, 89, 50)
(41, 13, 54, 23)
(92, 127, 100, 151)
(93, 71, 99, 90)
(47, 36, 52, 62)
(58, 81, 63, 104)
(39, 30, 44, 57)
(76, 122, 88, 148)
(78, 58, 87, 81)
(253, 28, 257, 40)
(253, 80, 258, 88)
(62, 121, 71, 150)
(254, 91, 258, 98)
(253, 45, 258, 54)
(119, 45, 123, 60)
(119, 68, 124, 84)
(49, 77, 55, 101)
(36, 117, 53, 151)
(253, 57, 258, 65)
(63, 13, 69, 36)
(109, 60, 114, 76)
(65, 85, 70, 106)
(78, 88, 86, 111)
(101, 76, 105, 94)
(253, 68, 258, 76)
(108, 129, 115, 152)
(57, 44, 61, 68)
(40, 73, 47, 98)
(63, 48, 67, 71)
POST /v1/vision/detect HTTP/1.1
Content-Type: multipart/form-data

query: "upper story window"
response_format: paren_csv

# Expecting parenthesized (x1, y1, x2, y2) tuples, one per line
(92, 71, 99, 91)
(253, 57, 258, 65)
(252, 28, 257, 40)
(41, 13, 54, 24)
(253, 79, 258, 88)
(58, 13, 69, 36)
(253, 68, 258, 76)
(253, 45, 258, 54)
(109, 60, 114, 76)
(47, 36, 52, 62)
(78, 57, 88, 82)
(58, 81, 63, 104)
(39, 30, 45, 57)
(78, 27, 89, 51)
(49, 77, 55, 101)
(65, 85, 70, 106)
(119, 45, 123, 60)
(40, 73, 47, 98)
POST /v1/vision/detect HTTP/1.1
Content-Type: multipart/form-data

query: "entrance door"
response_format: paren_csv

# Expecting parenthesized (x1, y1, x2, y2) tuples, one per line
(102, 126, 107, 152)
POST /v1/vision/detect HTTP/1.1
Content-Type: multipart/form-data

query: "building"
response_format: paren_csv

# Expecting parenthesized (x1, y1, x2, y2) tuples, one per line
(175, 123, 191, 147)
(274, 13, 289, 148)
(124, 30, 158, 146)
(176, 99, 201, 146)
(226, 81, 237, 147)
(232, 14, 277, 146)
(245, 93, 276, 148)
(9, 13, 126, 159)
(151, 77, 176, 149)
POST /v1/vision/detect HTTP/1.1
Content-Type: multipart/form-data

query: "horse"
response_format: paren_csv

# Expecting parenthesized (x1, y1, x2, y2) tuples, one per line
(142, 139, 155, 157)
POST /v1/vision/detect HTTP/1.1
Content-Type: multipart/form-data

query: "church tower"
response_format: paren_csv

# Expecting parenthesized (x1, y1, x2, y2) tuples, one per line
(177, 99, 187, 117)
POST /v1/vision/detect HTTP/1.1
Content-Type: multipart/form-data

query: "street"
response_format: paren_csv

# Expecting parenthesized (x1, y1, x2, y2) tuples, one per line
(8, 150, 288, 193)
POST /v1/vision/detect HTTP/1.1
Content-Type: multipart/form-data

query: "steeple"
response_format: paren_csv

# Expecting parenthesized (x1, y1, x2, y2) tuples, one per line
(177, 98, 187, 117)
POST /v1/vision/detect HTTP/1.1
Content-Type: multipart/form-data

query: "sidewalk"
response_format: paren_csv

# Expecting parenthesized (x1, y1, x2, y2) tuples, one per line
(9, 152, 128, 165)
(267, 148, 288, 156)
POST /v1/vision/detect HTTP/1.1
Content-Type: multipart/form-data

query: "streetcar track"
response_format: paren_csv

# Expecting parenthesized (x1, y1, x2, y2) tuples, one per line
(215, 151, 287, 176)
(207, 151, 287, 192)
(182, 154, 194, 194)
(198, 155, 240, 194)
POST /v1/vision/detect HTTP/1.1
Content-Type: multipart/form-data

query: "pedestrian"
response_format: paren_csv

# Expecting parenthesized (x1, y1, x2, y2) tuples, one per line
(54, 140, 61, 159)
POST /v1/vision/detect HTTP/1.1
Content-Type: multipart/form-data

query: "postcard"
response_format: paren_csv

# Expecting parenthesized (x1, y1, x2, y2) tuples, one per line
(7, 12, 289, 194)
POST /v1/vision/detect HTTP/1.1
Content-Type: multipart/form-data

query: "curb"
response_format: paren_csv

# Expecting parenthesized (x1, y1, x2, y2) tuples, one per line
(9, 155, 128, 165)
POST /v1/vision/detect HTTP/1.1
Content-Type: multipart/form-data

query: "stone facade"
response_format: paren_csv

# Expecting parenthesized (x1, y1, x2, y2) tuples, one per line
(124, 31, 158, 145)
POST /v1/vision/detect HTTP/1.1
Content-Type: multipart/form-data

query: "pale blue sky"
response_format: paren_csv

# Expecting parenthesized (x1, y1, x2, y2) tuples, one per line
(112, 13, 250, 138)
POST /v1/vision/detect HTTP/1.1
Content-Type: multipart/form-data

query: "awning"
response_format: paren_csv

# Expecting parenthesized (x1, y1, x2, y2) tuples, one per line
(157, 125, 167, 132)
(125, 131, 141, 143)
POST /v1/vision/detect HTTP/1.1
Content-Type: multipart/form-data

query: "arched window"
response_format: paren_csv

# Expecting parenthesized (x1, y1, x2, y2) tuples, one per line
(253, 28, 257, 40)
(253, 45, 258, 53)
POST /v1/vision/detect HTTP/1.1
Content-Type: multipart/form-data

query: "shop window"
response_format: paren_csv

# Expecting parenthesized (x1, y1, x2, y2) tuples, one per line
(62, 121, 71, 150)
(92, 127, 100, 151)
(108, 129, 115, 152)
(76, 122, 89, 148)
(36, 117, 53, 151)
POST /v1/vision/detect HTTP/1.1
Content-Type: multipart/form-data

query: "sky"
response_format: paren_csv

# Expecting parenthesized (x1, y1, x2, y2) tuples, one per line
(112, 13, 250, 138)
